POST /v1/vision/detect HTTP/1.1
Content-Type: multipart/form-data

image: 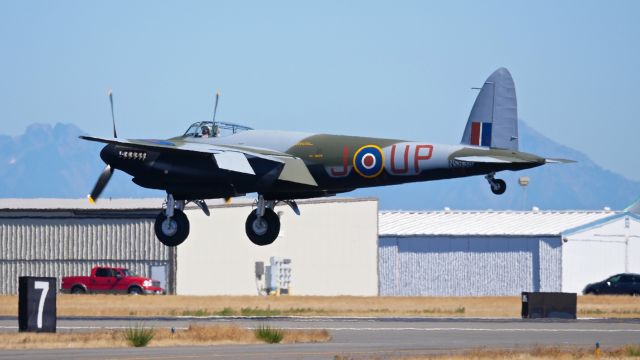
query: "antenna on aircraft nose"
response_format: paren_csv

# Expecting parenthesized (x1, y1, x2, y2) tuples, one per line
(212, 90, 220, 123)
(108, 89, 117, 138)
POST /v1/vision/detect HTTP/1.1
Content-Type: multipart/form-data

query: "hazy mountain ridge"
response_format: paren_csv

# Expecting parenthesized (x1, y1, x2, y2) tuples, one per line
(0, 122, 637, 210)
(0, 123, 160, 199)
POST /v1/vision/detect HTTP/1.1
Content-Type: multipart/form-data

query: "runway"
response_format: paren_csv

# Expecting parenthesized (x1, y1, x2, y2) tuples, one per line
(1, 316, 639, 359)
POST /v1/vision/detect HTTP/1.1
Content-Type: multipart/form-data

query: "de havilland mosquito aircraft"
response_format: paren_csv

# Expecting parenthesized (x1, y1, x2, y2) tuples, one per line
(81, 68, 571, 247)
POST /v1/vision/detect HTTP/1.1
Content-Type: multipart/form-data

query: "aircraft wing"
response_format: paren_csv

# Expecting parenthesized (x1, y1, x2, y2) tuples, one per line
(79, 136, 318, 186)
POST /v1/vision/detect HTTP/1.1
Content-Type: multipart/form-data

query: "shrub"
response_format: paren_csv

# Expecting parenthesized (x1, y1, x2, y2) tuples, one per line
(625, 344, 640, 357)
(216, 307, 236, 316)
(123, 323, 155, 347)
(254, 324, 283, 344)
(241, 307, 282, 316)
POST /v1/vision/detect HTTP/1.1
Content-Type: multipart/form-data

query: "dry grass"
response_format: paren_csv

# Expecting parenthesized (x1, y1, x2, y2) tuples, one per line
(0, 324, 331, 350)
(0, 294, 637, 318)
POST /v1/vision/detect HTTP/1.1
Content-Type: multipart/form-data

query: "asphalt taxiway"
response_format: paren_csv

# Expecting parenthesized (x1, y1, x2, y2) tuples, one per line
(0, 316, 638, 359)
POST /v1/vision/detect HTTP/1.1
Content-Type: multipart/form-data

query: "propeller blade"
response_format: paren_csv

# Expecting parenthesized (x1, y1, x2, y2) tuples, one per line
(212, 90, 220, 122)
(88, 165, 114, 203)
(108, 89, 117, 138)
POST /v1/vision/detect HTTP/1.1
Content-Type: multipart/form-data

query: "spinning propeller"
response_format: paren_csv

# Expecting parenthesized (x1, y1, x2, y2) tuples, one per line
(212, 90, 232, 204)
(88, 90, 118, 204)
(212, 90, 220, 123)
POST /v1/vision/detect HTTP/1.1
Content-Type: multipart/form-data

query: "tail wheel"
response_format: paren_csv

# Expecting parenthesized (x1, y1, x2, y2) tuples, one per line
(245, 208, 280, 246)
(490, 179, 507, 195)
(155, 209, 190, 247)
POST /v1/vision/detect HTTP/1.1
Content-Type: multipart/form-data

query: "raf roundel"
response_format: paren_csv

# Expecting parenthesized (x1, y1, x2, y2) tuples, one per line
(353, 145, 385, 178)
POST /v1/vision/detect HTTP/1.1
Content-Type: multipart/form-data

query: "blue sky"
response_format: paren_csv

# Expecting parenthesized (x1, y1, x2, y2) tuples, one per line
(1, 1, 639, 180)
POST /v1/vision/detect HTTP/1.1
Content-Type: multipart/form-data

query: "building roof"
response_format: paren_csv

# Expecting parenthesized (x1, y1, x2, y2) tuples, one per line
(0, 198, 167, 210)
(379, 210, 620, 237)
(0, 197, 375, 211)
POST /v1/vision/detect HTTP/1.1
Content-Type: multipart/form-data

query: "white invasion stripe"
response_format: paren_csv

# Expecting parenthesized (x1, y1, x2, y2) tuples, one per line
(214, 152, 255, 175)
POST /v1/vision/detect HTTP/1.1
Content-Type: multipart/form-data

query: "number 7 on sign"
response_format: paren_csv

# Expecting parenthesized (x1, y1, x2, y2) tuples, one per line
(34, 281, 49, 329)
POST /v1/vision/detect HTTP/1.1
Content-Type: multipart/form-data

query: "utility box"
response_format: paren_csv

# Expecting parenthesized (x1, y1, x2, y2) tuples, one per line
(521, 292, 576, 319)
(18, 277, 57, 332)
(255, 261, 265, 279)
(265, 257, 292, 295)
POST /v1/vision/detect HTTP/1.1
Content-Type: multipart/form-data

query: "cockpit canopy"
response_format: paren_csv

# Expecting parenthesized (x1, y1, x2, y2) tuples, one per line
(183, 121, 253, 138)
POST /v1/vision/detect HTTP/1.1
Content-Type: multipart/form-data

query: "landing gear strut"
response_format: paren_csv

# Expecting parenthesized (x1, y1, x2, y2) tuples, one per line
(485, 173, 507, 195)
(245, 195, 281, 246)
(155, 194, 190, 247)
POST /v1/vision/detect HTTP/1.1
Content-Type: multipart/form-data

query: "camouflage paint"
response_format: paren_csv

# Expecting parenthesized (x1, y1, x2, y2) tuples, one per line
(85, 129, 547, 201)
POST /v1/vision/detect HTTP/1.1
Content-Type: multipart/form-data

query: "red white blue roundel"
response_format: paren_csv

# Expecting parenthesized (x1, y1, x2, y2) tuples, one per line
(353, 145, 385, 178)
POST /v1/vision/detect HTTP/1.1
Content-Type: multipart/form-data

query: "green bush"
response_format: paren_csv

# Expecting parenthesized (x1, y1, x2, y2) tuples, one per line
(241, 307, 282, 316)
(216, 307, 236, 316)
(254, 324, 284, 344)
(625, 344, 640, 357)
(123, 323, 155, 347)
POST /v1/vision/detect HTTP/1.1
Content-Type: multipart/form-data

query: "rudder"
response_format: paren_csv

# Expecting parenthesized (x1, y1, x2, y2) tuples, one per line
(460, 68, 518, 150)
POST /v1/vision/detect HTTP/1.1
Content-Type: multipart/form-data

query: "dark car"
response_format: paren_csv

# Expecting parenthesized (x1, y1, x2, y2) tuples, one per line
(583, 273, 640, 295)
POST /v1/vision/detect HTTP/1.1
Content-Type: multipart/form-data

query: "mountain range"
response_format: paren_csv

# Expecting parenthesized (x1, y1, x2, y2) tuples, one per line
(0, 122, 638, 210)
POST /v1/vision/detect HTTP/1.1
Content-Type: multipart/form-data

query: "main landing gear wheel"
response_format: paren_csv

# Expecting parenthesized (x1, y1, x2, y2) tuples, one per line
(490, 179, 507, 195)
(155, 208, 190, 247)
(245, 208, 280, 246)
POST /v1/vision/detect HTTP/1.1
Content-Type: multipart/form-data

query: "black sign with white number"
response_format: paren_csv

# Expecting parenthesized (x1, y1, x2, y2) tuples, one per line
(18, 277, 57, 332)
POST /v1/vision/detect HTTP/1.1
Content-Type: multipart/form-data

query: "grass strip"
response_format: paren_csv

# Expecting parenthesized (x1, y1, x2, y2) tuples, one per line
(0, 324, 331, 350)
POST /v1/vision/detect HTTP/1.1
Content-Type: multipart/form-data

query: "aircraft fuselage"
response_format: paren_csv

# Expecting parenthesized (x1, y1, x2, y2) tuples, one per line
(100, 130, 545, 200)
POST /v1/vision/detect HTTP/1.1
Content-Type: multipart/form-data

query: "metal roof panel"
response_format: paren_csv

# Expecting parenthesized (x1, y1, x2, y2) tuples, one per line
(379, 210, 618, 236)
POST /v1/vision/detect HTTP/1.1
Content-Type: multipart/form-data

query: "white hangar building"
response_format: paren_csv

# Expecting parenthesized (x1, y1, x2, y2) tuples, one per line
(0, 198, 378, 296)
(1, 198, 638, 296)
(176, 197, 378, 295)
(0, 199, 174, 295)
(378, 210, 640, 296)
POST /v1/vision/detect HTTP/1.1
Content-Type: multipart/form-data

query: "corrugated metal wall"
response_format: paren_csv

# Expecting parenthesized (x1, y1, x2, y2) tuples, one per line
(0, 214, 173, 294)
(378, 236, 562, 296)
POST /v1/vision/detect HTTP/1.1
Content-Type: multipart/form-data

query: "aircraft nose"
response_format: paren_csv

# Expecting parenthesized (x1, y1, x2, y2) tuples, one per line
(99, 144, 118, 165)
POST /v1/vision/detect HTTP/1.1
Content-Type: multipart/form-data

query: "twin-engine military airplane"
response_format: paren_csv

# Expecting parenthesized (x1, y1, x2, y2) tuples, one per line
(81, 68, 572, 247)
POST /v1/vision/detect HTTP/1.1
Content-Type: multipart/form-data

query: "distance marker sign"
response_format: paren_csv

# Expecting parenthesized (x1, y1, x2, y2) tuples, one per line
(18, 277, 56, 333)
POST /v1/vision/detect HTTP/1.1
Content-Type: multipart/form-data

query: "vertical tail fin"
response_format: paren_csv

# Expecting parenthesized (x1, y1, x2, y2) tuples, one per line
(460, 68, 518, 150)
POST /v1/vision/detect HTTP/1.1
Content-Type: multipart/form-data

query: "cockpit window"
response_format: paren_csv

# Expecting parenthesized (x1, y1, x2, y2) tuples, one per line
(183, 121, 252, 138)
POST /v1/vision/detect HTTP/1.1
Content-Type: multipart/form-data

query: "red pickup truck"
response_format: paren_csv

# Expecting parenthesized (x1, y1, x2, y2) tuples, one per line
(61, 266, 165, 295)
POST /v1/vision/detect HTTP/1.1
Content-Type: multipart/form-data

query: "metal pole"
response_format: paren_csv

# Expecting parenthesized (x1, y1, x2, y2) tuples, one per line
(625, 216, 630, 273)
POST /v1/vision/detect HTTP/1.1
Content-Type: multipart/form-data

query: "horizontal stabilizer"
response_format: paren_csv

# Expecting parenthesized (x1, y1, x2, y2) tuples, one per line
(454, 155, 534, 164)
(213, 152, 255, 175)
(545, 158, 576, 164)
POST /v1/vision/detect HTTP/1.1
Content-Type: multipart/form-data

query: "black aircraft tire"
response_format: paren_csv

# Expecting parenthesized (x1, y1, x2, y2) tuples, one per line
(491, 179, 507, 195)
(154, 209, 190, 247)
(245, 208, 280, 246)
